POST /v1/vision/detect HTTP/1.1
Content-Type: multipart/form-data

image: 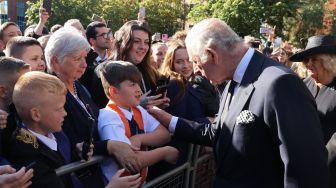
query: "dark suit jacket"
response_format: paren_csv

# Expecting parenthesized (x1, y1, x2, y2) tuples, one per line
(166, 79, 210, 124)
(5, 128, 71, 188)
(62, 81, 107, 157)
(79, 48, 99, 92)
(192, 75, 220, 117)
(174, 51, 329, 188)
(61, 81, 106, 188)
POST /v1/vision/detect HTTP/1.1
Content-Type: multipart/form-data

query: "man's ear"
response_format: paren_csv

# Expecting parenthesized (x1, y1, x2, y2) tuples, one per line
(204, 47, 219, 65)
(89, 38, 96, 47)
(0, 85, 7, 99)
(30, 108, 41, 122)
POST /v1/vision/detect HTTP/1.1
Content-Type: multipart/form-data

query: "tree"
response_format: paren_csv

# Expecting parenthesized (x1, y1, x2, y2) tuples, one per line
(26, 0, 102, 28)
(99, 0, 138, 32)
(139, 0, 184, 35)
(188, 0, 299, 37)
(25, 0, 185, 36)
(187, 0, 329, 46)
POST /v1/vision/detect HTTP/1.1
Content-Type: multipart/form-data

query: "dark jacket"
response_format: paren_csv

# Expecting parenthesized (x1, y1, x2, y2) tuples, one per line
(5, 127, 72, 188)
(61, 81, 106, 187)
(79, 49, 99, 92)
(174, 51, 329, 188)
(192, 75, 220, 117)
(304, 77, 336, 188)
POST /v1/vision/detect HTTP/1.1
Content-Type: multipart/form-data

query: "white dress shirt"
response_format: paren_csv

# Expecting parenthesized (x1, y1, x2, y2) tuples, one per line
(28, 129, 58, 151)
(98, 105, 160, 181)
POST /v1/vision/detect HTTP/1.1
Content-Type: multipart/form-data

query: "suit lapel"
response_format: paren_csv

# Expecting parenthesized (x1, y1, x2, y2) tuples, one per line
(215, 51, 264, 168)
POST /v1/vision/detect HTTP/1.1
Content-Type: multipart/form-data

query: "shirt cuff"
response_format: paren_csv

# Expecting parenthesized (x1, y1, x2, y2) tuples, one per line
(168, 116, 178, 133)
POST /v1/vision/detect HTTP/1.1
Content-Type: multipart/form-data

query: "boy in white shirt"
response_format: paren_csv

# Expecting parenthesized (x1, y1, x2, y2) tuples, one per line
(98, 61, 178, 184)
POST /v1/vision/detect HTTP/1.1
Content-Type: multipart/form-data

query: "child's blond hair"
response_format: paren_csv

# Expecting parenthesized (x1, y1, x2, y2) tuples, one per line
(13, 71, 66, 122)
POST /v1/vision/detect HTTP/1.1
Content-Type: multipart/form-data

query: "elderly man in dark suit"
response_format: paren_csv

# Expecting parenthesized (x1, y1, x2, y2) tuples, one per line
(148, 18, 329, 187)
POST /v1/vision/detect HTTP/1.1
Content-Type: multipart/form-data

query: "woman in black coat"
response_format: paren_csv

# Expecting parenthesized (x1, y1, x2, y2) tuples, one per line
(290, 35, 336, 188)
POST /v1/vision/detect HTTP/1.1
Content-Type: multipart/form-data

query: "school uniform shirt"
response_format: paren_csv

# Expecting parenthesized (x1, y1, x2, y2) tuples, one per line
(98, 105, 159, 181)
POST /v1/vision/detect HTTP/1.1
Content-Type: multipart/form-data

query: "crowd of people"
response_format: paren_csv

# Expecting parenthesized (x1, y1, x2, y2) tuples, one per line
(0, 4, 336, 188)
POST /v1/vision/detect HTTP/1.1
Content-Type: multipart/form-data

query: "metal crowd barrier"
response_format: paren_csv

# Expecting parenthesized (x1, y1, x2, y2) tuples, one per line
(55, 144, 215, 188)
(56, 156, 105, 176)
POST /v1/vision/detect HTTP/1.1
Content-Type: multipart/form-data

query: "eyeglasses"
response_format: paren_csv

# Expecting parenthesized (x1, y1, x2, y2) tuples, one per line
(96, 31, 113, 39)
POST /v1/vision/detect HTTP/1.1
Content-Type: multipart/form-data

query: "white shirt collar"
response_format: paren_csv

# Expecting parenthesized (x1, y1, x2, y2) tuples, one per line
(95, 51, 108, 63)
(118, 106, 134, 121)
(28, 129, 58, 151)
(233, 48, 255, 85)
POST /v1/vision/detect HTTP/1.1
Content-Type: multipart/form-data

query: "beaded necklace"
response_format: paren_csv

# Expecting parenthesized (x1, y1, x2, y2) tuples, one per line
(71, 82, 92, 118)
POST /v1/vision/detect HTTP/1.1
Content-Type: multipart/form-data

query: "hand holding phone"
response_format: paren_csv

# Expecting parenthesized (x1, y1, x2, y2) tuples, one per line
(138, 7, 146, 22)
(82, 104, 96, 161)
(91, 14, 104, 22)
(156, 84, 168, 99)
(25, 161, 36, 171)
(155, 76, 170, 99)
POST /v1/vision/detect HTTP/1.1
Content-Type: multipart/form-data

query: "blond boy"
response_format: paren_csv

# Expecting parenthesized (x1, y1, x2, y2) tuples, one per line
(6, 72, 70, 187)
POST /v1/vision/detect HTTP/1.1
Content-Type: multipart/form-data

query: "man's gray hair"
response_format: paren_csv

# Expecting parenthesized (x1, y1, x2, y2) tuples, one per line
(64, 19, 81, 27)
(185, 18, 245, 62)
(45, 27, 90, 73)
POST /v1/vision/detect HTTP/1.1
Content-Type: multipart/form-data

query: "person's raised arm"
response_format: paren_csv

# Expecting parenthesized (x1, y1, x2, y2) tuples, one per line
(33, 7, 49, 37)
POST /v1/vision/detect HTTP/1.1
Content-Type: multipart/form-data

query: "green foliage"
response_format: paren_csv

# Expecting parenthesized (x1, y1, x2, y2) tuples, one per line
(26, 0, 102, 27)
(140, 0, 184, 35)
(188, 0, 298, 37)
(188, 0, 330, 46)
(25, 0, 185, 36)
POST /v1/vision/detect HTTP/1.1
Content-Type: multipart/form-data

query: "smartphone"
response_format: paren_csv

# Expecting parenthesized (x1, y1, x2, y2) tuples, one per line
(82, 104, 96, 161)
(259, 27, 273, 34)
(138, 7, 145, 21)
(42, 0, 52, 15)
(107, 20, 113, 29)
(139, 7, 146, 18)
(155, 76, 170, 98)
(91, 14, 103, 22)
(26, 161, 36, 171)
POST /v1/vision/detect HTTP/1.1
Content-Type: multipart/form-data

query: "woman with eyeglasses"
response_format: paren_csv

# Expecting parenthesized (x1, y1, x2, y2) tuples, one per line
(289, 35, 336, 188)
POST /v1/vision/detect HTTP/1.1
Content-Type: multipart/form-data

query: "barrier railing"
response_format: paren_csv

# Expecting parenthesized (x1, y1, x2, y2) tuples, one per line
(55, 144, 215, 187)
(56, 156, 105, 176)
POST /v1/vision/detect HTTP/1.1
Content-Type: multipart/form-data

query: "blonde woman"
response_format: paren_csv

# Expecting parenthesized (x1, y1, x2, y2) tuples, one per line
(290, 35, 336, 188)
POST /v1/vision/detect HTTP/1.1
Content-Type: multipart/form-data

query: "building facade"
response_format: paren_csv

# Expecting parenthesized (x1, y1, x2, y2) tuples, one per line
(0, 0, 30, 31)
